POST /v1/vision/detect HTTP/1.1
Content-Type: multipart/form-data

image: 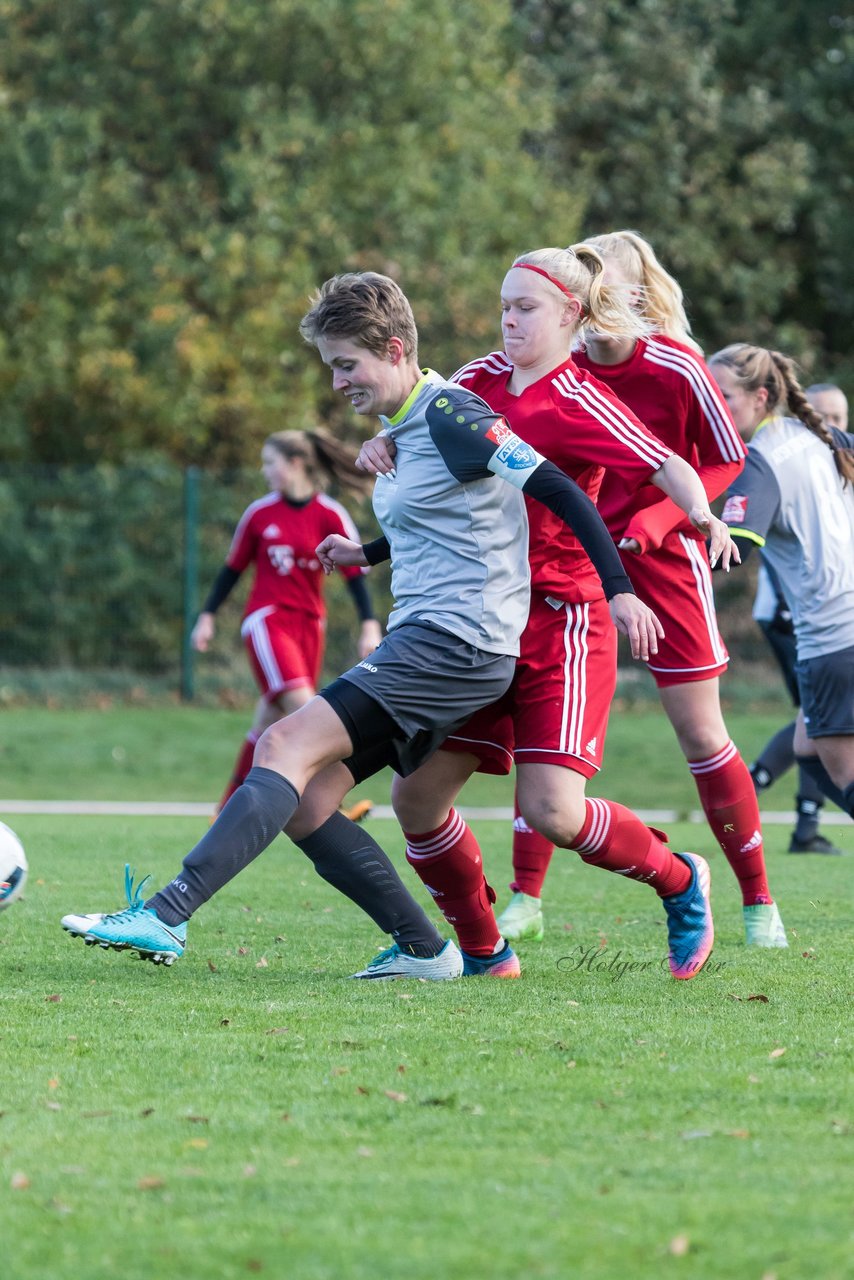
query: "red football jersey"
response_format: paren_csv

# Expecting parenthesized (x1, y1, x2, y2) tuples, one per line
(227, 492, 363, 620)
(574, 335, 746, 551)
(454, 352, 671, 602)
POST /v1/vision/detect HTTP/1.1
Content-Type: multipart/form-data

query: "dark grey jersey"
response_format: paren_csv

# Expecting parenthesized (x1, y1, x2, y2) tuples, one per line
(722, 416, 854, 659)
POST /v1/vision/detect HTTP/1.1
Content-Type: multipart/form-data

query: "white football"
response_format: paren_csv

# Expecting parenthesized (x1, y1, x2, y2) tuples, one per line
(0, 821, 28, 910)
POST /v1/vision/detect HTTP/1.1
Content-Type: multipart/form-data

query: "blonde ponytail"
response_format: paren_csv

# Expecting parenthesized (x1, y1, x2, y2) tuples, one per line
(578, 230, 702, 352)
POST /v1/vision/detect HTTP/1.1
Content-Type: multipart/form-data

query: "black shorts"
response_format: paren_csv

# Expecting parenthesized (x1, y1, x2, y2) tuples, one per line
(796, 643, 854, 738)
(319, 621, 515, 781)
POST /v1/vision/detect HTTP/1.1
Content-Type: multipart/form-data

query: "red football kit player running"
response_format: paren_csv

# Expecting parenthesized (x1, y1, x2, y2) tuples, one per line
(192, 429, 382, 812)
(359, 245, 739, 980)
(500, 231, 785, 951)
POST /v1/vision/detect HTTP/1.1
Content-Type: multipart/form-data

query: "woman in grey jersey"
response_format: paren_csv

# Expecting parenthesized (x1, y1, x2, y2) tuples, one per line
(710, 344, 854, 826)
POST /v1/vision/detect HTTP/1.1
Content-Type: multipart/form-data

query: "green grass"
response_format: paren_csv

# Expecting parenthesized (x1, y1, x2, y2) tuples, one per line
(0, 699, 845, 814)
(1, 707, 852, 1278)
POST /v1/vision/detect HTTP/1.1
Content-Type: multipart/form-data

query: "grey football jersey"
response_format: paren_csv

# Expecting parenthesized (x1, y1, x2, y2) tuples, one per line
(373, 370, 546, 655)
(722, 417, 854, 659)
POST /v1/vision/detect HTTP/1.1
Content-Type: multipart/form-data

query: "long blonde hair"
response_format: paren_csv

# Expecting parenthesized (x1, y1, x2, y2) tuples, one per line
(265, 429, 373, 498)
(578, 230, 701, 352)
(512, 245, 650, 343)
(708, 344, 854, 485)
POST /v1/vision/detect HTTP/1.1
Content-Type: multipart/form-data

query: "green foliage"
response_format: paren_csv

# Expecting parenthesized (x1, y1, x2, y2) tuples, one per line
(515, 0, 854, 376)
(0, 0, 579, 466)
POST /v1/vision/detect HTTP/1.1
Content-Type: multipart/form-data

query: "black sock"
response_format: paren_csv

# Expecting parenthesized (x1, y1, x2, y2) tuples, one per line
(294, 812, 445, 957)
(148, 767, 300, 924)
(843, 781, 854, 819)
(795, 756, 849, 815)
(794, 794, 822, 843)
(750, 721, 797, 790)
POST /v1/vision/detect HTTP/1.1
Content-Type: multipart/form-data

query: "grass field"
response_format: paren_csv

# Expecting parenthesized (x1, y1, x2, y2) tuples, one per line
(2, 705, 852, 1279)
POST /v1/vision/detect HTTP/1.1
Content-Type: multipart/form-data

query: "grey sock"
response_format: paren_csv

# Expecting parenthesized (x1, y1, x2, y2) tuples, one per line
(294, 812, 445, 957)
(148, 767, 300, 924)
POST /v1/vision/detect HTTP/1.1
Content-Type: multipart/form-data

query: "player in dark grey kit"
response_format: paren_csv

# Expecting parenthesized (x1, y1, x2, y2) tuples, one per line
(710, 344, 854, 836)
(62, 271, 665, 976)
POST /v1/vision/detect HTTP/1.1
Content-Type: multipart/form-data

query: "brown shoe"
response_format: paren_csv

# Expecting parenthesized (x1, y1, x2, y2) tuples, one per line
(341, 799, 374, 824)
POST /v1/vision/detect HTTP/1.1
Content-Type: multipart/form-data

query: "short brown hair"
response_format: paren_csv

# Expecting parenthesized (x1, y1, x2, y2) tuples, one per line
(299, 271, 418, 360)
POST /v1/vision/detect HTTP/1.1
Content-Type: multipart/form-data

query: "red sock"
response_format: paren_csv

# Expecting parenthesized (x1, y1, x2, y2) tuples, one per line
(571, 798, 691, 898)
(404, 810, 501, 956)
(510, 797, 555, 897)
(218, 731, 259, 810)
(689, 741, 771, 905)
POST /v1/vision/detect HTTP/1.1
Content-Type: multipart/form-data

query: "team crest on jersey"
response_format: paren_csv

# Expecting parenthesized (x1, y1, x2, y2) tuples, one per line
(721, 495, 748, 524)
(262, 523, 281, 539)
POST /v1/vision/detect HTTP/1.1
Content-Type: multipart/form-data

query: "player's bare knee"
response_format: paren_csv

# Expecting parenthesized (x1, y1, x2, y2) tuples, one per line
(520, 798, 583, 848)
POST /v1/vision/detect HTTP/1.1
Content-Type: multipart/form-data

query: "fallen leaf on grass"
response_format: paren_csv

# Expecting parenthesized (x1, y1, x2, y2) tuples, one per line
(137, 1176, 165, 1191)
(11, 1172, 30, 1190)
(238, 947, 249, 956)
(669, 1234, 690, 1257)
(246, 1259, 263, 1272)
(356, 1087, 370, 1096)
(397, 1064, 406, 1074)
(331, 1067, 349, 1077)
(220, 1019, 231, 1027)
(255, 957, 268, 969)
(384, 1090, 408, 1103)
(727, 993, 769, 1003)
(725, 1129, 750, 1139)
(768, 1047, 787, 1060)
(566, 1060, 577, 1069)
(48, 1078, 60, 1089)
(265, 1027, 289, 1036)
(45, 993, 61, 1003)
(140, 1107, 155, 1117)
(186, 1114, 210, 1124)
(186, 1138, 208, 1150)
(207, 960, 218, 973)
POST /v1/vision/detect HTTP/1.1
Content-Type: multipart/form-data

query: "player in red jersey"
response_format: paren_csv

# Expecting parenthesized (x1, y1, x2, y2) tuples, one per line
(358, 245, 739, 980)
(192, 429, 382, 813)
(498, 230, 786, 950)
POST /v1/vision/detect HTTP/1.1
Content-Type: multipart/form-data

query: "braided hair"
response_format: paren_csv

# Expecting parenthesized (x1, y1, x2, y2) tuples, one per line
(709, 344, 854, 486)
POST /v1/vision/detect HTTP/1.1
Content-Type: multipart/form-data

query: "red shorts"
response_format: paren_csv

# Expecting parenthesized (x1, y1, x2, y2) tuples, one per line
(444, 592, 616, 779)
(241, 607, 324, 702)
(621, 531, 728, 688)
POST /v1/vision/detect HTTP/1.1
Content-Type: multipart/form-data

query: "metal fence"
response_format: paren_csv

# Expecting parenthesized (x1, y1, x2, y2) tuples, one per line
(0, 462, 389, 700)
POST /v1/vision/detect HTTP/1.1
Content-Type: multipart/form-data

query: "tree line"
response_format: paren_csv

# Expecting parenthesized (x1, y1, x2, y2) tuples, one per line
(2, 0, 851, 470)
